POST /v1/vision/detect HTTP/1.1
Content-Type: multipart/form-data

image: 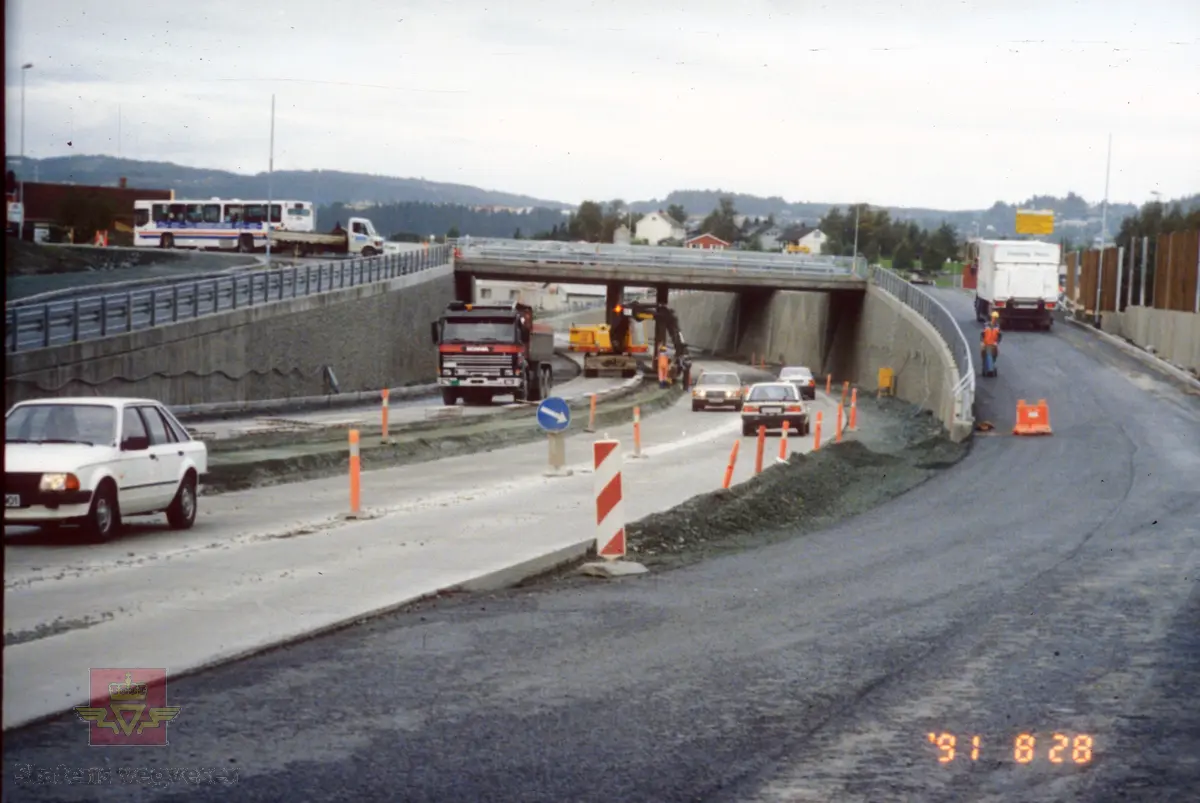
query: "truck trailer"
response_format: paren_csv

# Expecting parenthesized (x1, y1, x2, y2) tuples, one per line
(974, 239, 1061, 330)
(268, 216, 386, 257)
(430, 301, 555, 406)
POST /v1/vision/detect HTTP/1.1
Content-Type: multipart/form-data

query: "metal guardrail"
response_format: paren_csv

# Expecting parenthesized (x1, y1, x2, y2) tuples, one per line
(6, 245, 452, 353)
(456, 238, 861, 277)
(871, 266, 975, 425)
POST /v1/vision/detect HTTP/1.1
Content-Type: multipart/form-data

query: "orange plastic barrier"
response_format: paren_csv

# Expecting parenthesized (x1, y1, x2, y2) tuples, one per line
(1013, 399, 1052, 436)
(814, 411, 822, 451)
(722, 440, 740, 489)
(755, 425, 766, 474)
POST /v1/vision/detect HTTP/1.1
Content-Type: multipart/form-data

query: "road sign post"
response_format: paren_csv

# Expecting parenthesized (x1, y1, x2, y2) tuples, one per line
(536, 396, 573, 477)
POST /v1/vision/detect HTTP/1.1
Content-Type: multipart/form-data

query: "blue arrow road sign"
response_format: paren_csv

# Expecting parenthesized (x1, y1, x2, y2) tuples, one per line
(536, 396, 571, 432)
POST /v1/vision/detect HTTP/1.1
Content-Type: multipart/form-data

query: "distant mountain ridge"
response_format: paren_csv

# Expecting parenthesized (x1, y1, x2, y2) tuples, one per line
(8, 155, 573, 211)
(9, 155, 1194, 240)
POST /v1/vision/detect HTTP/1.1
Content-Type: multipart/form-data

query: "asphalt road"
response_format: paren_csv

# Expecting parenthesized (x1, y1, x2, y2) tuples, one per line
(4, 294, 1198, 801)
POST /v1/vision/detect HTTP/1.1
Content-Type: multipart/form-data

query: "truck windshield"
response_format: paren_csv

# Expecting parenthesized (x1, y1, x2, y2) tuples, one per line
(441, 319, 517, 342)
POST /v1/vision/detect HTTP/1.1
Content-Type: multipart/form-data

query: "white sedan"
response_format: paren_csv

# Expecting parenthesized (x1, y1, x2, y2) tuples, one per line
(5, 397, 208, 541)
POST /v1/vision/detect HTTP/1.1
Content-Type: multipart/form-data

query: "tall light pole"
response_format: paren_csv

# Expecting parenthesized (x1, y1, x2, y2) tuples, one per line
(265, 94, 275, 263)
(1095, 133, 1112, 323)
(852, 203, 861, 273)
(18, 63, 33, 238)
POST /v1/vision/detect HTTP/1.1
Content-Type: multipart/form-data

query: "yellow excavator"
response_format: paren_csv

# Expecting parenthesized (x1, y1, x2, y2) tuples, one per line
(582, 302, 692, 383)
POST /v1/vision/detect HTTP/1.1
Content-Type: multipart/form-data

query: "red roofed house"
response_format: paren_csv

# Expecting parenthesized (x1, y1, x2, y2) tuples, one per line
(684, 233, 730, 250)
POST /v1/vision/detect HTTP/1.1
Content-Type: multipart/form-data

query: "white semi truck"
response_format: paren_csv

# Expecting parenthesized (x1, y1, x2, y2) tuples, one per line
(268, 216, 386, 257)
(973, 239, 1061, 330)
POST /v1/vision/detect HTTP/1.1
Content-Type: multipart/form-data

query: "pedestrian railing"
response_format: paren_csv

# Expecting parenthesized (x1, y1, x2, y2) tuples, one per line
(6, 245, 452, 353)
(871, 265, 975, 425)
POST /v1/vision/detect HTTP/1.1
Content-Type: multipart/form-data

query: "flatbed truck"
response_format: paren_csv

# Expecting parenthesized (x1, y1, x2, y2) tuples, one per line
(268, 216, 386, 257)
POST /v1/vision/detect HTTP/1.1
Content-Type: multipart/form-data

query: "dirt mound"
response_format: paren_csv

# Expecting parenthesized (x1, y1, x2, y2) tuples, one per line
(627, 434, 969, 570)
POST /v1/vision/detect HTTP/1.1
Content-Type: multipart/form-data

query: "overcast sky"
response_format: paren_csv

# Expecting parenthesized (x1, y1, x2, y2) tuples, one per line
(5, 0, 1198, 209)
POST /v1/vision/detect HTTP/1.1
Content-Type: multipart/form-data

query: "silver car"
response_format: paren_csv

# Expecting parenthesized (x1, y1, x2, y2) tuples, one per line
(779, 365, 817, 400)
(740, 382, 809, 436)
(691, 371, 744, 411)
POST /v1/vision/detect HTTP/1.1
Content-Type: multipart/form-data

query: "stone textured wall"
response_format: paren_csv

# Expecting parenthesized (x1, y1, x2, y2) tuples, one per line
(6, 265, 456, 407)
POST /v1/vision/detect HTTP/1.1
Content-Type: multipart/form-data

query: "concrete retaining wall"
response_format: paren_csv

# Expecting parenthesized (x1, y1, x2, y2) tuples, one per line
(6, 265, 456, 407)
(669, 286, 961, 432)
(1099, 306, 1200, 375)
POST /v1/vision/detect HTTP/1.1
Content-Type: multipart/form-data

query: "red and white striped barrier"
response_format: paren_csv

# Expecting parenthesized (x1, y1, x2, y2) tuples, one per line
(593, 439, 625, 559)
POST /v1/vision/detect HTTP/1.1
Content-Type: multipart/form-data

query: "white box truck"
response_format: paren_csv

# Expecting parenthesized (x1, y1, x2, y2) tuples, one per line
(974, 240, 1061, 330)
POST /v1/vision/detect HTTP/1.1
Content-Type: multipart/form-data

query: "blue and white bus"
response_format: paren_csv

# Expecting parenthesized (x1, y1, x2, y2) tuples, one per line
(132, 199, 315, 251)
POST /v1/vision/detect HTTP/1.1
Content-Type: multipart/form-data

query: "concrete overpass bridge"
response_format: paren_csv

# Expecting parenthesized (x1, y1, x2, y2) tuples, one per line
(453, 239, 871, 352)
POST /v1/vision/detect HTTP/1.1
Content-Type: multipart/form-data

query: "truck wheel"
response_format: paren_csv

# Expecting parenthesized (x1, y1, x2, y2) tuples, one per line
(692, 401, 704, 412)
(161, 234, 175, 250)
(238, 234, 255, 253)
(361, 246, 377, 257)
(540, 366, 553, 398)
(584, 368, 598, 379)
(441, 389, 458, 406)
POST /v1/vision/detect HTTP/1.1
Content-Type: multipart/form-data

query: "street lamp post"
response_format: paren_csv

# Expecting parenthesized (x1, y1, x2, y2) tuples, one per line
(852, 204, 861, 273)
(18, 62, 33, 238)
(265, 94, 275, 263)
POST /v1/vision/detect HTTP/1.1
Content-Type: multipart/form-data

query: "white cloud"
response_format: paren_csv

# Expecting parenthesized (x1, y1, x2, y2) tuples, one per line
(5, 0, 1199, 209)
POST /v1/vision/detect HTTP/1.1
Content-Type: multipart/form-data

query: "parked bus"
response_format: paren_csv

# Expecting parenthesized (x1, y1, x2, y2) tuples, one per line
(132, 199, 315, 251)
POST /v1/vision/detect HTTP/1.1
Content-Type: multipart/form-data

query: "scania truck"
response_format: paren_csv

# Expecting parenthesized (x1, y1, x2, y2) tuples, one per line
(974, 240, 1061, 330)
(430, 301, 555, 405)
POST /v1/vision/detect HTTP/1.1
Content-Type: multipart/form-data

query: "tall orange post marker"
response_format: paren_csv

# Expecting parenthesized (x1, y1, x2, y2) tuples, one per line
(826, 374, 832, 394)
(836, 405, 844, 443)
(849, 388, 858, 431)
(380, 389, 390, 443)
(631, 406, 644, 458)
(594, 439, 626, 559)
(585, 393, 597, 432)
(814, 411, 823, 451)
(779, 425, 789, 461)
(755, 425, 767, 474)
(841, 381, 850, 408)
(348, 429, 361, 517)
(722, 439, 740, 489)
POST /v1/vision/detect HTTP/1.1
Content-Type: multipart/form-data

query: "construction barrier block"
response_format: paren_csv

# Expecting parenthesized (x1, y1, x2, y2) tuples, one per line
(1013, 399, 1052, 436)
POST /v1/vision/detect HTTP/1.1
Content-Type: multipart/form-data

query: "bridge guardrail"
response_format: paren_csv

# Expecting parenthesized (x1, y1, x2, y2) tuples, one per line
(871, 266, 975, 426)
(456, 239, 858, 276)
(6, 245, 452, 354)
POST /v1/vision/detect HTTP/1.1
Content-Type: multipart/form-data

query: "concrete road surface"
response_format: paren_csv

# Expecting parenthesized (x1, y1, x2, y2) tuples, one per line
(4, 308, 1197, 801)
(2, 360, 826, 729)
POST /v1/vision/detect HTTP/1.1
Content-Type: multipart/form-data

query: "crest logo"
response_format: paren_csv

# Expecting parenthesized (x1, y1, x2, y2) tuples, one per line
(74, 668, 180, 746)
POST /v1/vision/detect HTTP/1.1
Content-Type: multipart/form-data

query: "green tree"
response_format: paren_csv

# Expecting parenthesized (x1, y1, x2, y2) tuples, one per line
(446, 226, 461, 239)
(892, 239, 916, 272)
(700, 196, 740, 243)
(666, 204, 687, 224)
(568, 200, 606, 241)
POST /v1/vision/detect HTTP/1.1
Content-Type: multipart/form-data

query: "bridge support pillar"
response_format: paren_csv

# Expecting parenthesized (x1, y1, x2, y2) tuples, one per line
(654, 284, 669, 351)
(605, 283, 625, 327)
(454, 271, 475, 303)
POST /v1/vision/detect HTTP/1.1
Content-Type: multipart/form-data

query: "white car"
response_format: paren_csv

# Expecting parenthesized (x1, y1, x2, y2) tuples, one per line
(779, 365, 817, 400)
(5, 397, 208, 541)
(740, 382, 810, 437)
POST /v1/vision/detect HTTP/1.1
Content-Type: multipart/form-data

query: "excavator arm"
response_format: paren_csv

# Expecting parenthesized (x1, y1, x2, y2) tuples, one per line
(610, 302, 693, 383)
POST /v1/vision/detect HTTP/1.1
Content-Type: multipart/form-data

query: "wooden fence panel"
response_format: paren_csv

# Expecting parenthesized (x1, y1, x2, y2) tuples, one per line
(1100, 248, 1120, 312)
(1168, 229, 1199, 313)
(1080, 249, 1099, 312)
(1065, 251, 1077, 302)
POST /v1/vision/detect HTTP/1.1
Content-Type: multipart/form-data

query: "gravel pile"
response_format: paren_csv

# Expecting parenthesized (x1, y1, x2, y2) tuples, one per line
(626, 425, 969, 571)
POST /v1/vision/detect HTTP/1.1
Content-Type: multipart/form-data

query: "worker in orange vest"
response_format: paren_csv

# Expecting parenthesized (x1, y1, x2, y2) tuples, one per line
(980, 311, 1002, 363)
(657, 345, 670, 387)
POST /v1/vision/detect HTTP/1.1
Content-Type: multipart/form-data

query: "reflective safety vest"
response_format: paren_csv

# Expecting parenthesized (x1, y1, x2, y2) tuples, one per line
(982, 326, 1000, 346)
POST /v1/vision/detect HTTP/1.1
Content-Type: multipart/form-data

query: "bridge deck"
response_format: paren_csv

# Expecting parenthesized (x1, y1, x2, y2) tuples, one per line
(454, 241, 869, 293)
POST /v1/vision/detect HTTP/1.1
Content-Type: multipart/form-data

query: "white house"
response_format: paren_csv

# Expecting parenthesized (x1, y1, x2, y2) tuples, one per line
(781, 225, 828, 254)
(612, 224, 631, 245)
(634, 211, 686, 245)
